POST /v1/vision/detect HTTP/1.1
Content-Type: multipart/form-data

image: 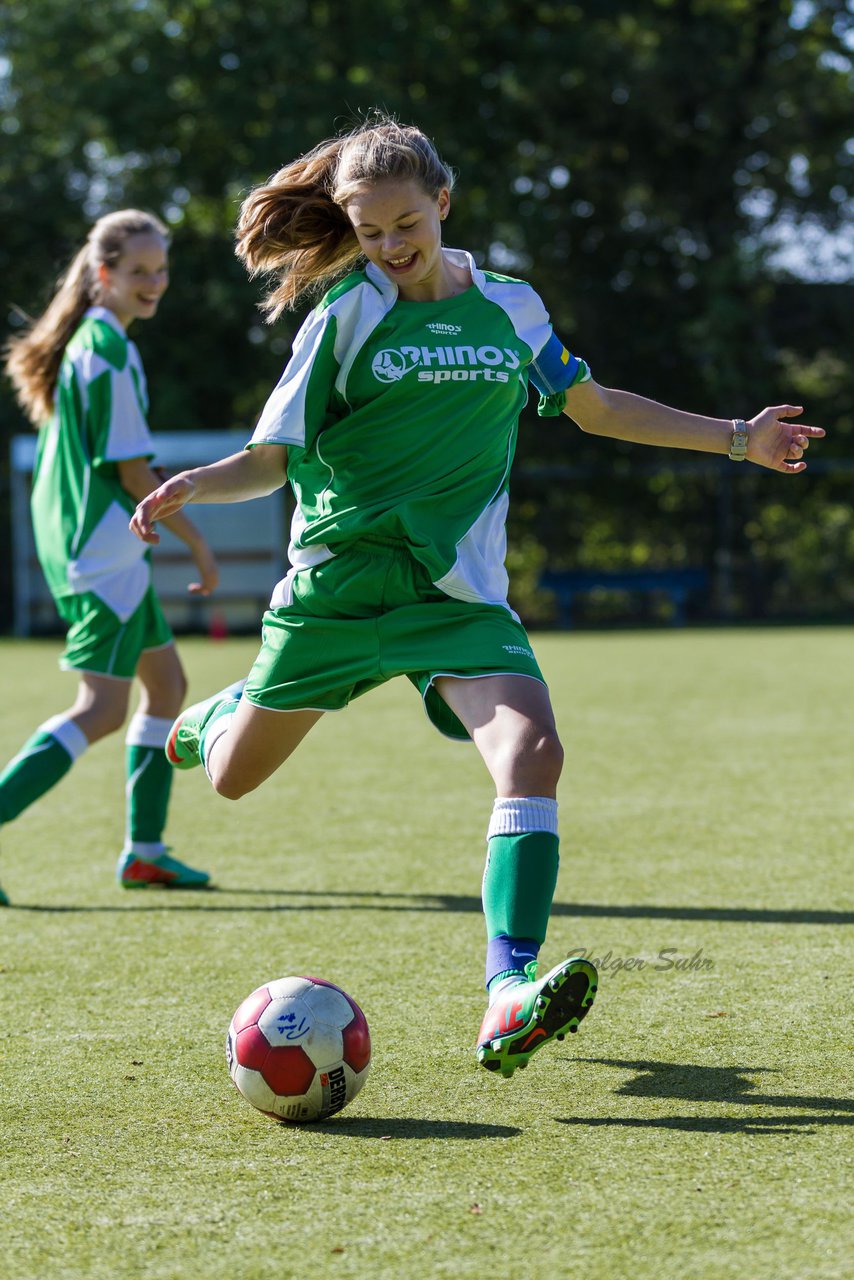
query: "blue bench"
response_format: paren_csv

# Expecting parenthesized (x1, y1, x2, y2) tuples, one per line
(539, 567, 709, 627)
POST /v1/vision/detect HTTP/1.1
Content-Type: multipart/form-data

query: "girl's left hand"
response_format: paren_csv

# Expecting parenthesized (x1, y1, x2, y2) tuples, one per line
(747, 405, 825, 473)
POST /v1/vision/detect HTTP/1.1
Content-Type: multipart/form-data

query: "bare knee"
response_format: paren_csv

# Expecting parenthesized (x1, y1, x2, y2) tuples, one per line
(138, 670, 188, 719)
(210, 775, 252, 802)
(494, 726, 564, 795)
(207, 758, 261, 802)
(526, 727, 565, 790)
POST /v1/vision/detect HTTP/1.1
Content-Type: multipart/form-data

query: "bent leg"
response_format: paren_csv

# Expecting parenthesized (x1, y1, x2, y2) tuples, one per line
(204, 698, 324, 800)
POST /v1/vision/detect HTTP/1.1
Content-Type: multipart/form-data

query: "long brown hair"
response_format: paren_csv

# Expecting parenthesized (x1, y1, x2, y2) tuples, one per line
(4, 209, 168, 425)
(236, 115, 454, 320)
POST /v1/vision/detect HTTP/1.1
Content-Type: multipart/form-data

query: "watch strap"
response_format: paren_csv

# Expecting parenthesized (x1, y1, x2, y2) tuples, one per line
(729, 418, 749, 462)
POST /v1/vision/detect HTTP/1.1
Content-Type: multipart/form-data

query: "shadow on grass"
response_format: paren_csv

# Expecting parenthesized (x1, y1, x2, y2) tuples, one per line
(558, 1058, 854, 1134)
(9, 888, 853, 925)
(559, 1114, 852, 1133)
(310, 1116, 522, 1140)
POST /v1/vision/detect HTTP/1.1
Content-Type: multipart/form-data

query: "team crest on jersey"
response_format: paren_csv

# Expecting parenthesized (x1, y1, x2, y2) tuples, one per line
(372, 350, 411, 383)
(371, 344, 521, 386)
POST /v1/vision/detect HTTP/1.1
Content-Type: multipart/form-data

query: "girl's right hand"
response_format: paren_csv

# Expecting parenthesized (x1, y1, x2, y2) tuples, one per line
(130, 474, 195, 543)
(188, 540, 219, 596)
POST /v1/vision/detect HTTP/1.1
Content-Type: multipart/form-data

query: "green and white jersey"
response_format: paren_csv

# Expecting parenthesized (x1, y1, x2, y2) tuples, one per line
(249, 248, 590, 610)
(31, 306, 155, 621)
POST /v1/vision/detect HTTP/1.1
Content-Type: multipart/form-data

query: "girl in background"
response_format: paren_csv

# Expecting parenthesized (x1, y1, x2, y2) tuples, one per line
(1, 209, 217, 903)
(132, 119, 822, 1078)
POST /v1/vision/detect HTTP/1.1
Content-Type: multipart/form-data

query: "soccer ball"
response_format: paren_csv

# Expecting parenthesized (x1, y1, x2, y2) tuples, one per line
(226, 976, 371, 1123)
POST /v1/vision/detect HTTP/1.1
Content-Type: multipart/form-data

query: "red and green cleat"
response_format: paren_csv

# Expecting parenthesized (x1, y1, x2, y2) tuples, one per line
(476, 956, 598, 1078)
(117, 848, 211, 889)
(165, 680, 246, 771)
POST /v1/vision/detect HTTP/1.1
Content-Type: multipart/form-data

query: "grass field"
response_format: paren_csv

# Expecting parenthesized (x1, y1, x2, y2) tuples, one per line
(1, 628, 852, 1280)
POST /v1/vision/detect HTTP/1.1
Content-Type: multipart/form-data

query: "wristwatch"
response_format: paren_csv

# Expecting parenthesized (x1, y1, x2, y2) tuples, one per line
(728, 418, 749, 462)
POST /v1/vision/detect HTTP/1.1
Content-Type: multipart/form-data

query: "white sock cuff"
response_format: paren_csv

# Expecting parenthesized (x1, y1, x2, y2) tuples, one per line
(487, 796, 559, 839)
(202, 710, 236, 782)
(124, 841, 167, 859)
(125, 713, 173, 749)
(38, 715, 89, 762)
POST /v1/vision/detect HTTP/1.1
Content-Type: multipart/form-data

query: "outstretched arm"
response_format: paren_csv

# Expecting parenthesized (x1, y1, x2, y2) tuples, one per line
(129, 444, 288, 546)
(563, 380, 825, 474)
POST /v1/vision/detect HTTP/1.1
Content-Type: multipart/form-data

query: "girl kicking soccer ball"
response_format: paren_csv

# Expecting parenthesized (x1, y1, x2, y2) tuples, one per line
(1, 209, 217, 902)
(130, 118, 823, 1076)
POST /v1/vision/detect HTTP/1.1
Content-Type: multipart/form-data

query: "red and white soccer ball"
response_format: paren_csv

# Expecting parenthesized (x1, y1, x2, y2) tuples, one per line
(226, 976, 371, 1123)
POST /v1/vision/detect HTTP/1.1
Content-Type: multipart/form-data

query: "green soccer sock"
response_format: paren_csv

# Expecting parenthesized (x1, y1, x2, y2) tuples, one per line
(124, 714, 174, 853)
(482, 797, 560, 992)
(0, 715, 89, 825)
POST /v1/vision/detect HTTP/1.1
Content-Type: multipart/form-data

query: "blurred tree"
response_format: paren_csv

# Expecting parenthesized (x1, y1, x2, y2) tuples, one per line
(1, 0, 852, 626)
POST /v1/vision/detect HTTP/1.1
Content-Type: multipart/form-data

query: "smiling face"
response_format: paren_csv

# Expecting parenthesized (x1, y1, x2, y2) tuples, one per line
(344, 179, 453, 301)
(96, 232, 169, 328)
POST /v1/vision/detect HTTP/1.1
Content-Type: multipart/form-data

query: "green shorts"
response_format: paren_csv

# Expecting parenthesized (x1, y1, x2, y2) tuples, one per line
(56, 587, 174, 680)
(244, 536, 546, 740)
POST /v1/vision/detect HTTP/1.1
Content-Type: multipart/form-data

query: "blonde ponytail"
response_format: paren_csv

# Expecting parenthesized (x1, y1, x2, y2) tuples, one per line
(4, 209, 167, 425)
(236, 114, 454, 319)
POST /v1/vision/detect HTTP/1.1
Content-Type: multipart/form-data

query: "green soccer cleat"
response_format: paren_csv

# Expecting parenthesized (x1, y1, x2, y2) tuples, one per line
(0, 883, 9, 907)
(165, 679, 246, 771)
(476, 956, 598, 1079)
(117, 848, 211, 889)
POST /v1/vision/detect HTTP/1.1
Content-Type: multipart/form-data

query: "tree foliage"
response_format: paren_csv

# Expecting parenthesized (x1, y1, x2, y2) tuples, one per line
(1, 0, 852, 625)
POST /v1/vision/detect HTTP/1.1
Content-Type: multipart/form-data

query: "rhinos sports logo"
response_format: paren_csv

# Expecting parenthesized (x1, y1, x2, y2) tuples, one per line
(372, 349, 411, 383)
(371, 344, 521, 386)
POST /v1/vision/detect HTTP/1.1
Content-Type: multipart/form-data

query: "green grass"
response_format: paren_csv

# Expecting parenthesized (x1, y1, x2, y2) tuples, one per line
(1, 629, 852, 1280)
